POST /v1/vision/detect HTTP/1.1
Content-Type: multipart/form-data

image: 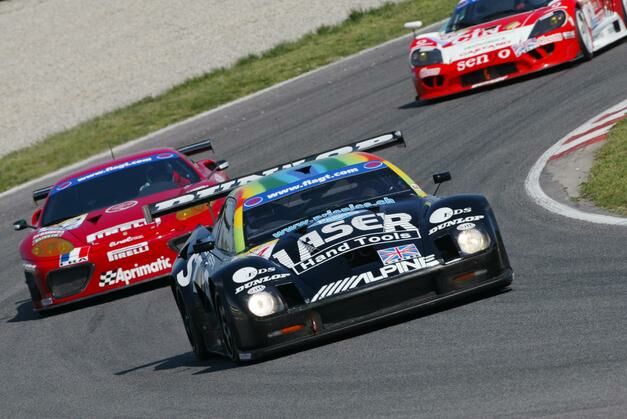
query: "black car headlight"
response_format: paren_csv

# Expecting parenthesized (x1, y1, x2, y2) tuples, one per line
(246, 289, 285, 317)
(529, 11, 566, 38)
(410, 48, 443, 66)
(455, 227, 490, 255)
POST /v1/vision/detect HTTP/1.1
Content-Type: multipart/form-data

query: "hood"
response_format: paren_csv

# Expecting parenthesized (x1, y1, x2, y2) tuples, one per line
(413, 6, 562, 62)
(259, 199, 438, 299)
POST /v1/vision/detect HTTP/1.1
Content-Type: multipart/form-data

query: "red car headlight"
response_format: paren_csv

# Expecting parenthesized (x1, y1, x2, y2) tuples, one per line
(32, 238, 74, 257)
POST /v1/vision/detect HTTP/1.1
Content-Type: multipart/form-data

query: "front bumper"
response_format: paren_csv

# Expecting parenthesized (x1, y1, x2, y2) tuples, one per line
(230, 249, 513, 361)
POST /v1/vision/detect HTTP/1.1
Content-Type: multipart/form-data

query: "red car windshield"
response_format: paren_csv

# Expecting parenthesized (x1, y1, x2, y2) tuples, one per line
(446, 0, 551, 32)
(41, 155, 200, 226)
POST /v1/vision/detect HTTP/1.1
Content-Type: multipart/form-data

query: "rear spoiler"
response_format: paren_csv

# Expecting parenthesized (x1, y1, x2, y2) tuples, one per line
(33, 186, 52, 203)
(145, 131, 406, 222)
(176, 139, 213, 156)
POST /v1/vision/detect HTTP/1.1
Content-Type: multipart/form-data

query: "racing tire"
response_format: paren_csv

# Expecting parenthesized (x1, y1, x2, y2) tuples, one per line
(175, 289, 210, 361)
(215, 296, 241, 363)
(575, 9, 594, 60)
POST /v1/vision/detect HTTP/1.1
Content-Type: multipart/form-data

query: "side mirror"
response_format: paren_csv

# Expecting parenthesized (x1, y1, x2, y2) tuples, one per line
(13, 219, 34, 231)
(404, 21, 424, 33)
(191, 236, 215, 254)
(433, 172, 452, 184)
(432, 172, 451, 196)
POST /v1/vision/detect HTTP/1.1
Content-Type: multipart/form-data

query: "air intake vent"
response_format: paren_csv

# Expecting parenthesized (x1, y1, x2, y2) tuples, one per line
(276, 283, 305, 307)
(434, 235, 460, 263)
(47, 265, 92, 299)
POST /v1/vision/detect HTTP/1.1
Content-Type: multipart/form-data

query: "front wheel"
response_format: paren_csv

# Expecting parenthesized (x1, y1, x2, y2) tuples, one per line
(175, 289, 210, 360)
(575, 9, 594, 60)
(215, 296, 240, 363)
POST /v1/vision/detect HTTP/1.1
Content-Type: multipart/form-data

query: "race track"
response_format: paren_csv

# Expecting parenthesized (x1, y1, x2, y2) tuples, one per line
(1, 36, 626, 417)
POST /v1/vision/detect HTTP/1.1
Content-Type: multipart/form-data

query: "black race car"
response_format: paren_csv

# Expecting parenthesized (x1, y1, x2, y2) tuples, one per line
(147, 132, 513, 362)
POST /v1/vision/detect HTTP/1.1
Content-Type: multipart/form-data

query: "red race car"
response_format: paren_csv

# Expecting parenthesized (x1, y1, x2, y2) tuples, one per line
(406, 0, 627, 100)
(13, 140, 229, 313)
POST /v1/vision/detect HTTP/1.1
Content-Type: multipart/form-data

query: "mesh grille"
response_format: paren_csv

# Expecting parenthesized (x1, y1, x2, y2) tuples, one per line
(461, 63, 518, 87)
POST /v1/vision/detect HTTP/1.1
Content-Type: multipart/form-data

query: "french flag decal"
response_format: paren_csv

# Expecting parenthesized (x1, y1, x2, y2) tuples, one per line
(59, 247, 90, 267)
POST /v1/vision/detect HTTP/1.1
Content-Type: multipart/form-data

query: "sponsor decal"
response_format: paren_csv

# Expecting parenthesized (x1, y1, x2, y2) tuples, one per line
(429, 207, 471, 224)
(248, 285, 266, 295)
(273, 212, 420, 274)
(107, 242, 149, 262)
(23, 263, 37, 271)
(109, 235, 144, 247)
(51, 154, 177, 195)
(233, 266, 276, 284)
(271, 197, 396, 239)
(244, 162, 386, 212)
(151, 133, 401, 214)
(311, 255, 439, 302)
(377, 244, 421, 265)
(33, 213, 88, 244)
(419, 67, 441, 78)
(452, 26, 502, 45)
(429, 215, 485, 235)
(457, 223, 476, 231)
(413, 38, 438, 48)
(59, 246, 90, 267)
(537, 33, 564, 45)
(514, 38, 540, 57)
(563, 31, 575, 40)
(248, 241, 278, 258)
(235, 273, 291, 294)
(457, 54, 489, 72)
(87, 218, 160, 243)
(99, 257, 171, 288)
(105, 200, 138, 213)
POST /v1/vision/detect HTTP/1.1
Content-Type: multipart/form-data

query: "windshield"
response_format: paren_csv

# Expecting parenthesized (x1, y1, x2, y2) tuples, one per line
(41, 154, 200, 226)
(243, 167, 414, 248)
(446, 0, 550, 32)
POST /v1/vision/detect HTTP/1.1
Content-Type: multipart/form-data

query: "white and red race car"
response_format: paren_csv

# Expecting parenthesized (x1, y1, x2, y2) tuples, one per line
(407, 0, 627, 100)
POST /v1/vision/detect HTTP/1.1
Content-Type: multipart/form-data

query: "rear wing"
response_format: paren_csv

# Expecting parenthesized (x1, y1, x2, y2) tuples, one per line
(33, 186, 52, 203)
(176, 139, 213, 156)
(145, 131, 406, 222)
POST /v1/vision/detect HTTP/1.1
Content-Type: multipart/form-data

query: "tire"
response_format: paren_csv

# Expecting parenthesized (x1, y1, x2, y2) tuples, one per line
(175, 290, 210, 360)
(215, 296, 240, 363)
(575, 9, 594, 60)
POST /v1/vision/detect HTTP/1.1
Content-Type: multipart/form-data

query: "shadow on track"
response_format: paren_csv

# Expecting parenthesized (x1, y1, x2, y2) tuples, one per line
(114, 285, 512, 375)
(6, 277, 171, 323)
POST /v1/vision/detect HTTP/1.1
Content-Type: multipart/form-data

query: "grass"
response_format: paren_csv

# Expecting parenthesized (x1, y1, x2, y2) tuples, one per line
(0, 0, 455, 192)
(580, 119, 627, 216)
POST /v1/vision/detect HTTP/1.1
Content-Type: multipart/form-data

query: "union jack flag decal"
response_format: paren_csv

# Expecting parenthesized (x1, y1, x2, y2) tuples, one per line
(377, 244, 421, 265)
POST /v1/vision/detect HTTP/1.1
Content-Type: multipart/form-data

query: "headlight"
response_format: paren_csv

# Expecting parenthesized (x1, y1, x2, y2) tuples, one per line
(529, 11, 566, 38)
(32, 238, 74, 257)
(247, 291, 283, 317)
(410, 48, 442, 66)
(456, 228, 489, 255)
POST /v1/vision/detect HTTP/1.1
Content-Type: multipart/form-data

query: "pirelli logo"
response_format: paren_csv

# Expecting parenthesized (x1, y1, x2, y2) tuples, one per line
(106, 242, 149, 262)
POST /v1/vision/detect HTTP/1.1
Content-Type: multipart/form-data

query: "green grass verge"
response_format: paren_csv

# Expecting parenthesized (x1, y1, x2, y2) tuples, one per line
(0, 0, 455, 192)
(580, 119, 627, 216)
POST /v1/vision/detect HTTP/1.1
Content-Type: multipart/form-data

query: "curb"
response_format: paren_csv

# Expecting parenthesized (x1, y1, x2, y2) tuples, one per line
(525, 99, 627, 226)
(0, 20, 444, 201)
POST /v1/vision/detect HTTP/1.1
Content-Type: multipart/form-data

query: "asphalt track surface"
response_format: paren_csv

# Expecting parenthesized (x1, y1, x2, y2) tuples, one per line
(1, 36, 626, 417)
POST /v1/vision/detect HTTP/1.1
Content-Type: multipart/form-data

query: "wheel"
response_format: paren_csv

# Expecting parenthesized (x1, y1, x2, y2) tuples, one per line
(215, 296, 240, 363)
(575, 9, 594, 60)
(175, 290, 210, 360)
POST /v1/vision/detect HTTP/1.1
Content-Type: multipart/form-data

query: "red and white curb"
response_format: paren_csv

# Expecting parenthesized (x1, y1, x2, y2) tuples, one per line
(525, 99, 627, 226)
